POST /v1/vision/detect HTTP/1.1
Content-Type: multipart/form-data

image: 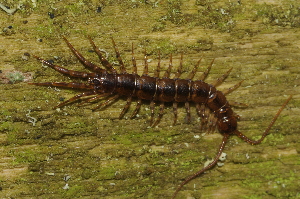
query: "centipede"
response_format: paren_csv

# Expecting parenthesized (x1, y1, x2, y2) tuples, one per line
(29, 35, 292, 199)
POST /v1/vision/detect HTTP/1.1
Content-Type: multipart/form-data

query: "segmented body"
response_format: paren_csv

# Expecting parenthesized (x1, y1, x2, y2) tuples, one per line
(29, 36, 292, 199)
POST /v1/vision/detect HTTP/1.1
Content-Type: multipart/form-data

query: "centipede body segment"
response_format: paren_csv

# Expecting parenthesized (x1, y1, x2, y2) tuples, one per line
(29, 36, 292, 198)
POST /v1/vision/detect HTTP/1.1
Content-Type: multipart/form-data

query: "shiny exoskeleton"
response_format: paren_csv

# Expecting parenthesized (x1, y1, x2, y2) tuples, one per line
(29, 36, 292, 199)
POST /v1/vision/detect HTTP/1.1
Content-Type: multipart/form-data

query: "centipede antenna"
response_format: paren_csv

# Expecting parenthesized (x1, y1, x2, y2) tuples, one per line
(234, 95, 292, 145)
(33, 55, 96, 79)
(172, 134, 230, 199)
(163, 54, 172, 78)
(28, 82, 94, 90)
(131, 43, 137, 74)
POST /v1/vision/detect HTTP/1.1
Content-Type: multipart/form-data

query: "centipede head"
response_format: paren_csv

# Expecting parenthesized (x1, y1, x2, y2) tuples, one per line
(88, 77, 104, 93)
(217, 116, 237, 135)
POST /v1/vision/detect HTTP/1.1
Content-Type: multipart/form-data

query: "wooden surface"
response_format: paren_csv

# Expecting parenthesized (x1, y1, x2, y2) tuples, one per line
(0, 0, 299, 198)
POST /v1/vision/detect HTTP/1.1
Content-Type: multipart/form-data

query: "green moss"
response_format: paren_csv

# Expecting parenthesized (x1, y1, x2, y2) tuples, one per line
(165, 0, 184, 25)
(34, 24, 57, 39)
(188, 36, 214, 51)
(62, 185, 84, 198)
(0, 121, 14, 131)
(138, 38, 177, 57)
(252, 3, 300, 27)
(152, 22, 166, 32)
(159, 0, 240, 32)
(6, 132, 17, 144)
(97, 166, 117, 180)
(242, 178, 262, 189)
(242, 195, 263, 199)
(7, 72, 25, 83)
(1, 110, 12, 116)
(10, 149, 39, 164)
(64, 3, 85, 15)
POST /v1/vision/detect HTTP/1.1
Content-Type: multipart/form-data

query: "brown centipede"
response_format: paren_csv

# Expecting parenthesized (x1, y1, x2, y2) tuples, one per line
(29, 36, 292, 199)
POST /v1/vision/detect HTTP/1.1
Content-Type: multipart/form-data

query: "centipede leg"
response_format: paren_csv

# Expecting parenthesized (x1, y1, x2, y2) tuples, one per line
(92, 94, 120, 111)
(163, 54, 173, 78)
(212, 67, 233, 87)
(111, 37, 127, 74)
(196, 104, 209, 131)
(196, 104, 204, 129)
(222, 80, 248, 107)
(206, 113, 214, 132)
(29, 69, 105, 109)
(62, 36, 105, 73)
(152, 102, 165, 127)
(174, 54, 183, 79)
(208, 114, 218, 133)
(228, 101, 248, 108)
(171, 54, 183, 125)
(88, 36, 117, 74)
(172, 55, 183, 125)
(143, 50, 149, 76)
(185, 102, 191, 123)
(148, 101, 155, 125)
(172, 102, 178, 125)
(154, 51, 161, 78)
(130, 99, 142, 119)
(149, 54, 172, 126)
(223, 80, 244, 95)
(186, 58, 201, 80)
(77, 93, 111, 107)
(131, 43, 137, 74)
(119, 96, 133, 119)
(53, 90, 97, 109)
(199, 58, 214, 81)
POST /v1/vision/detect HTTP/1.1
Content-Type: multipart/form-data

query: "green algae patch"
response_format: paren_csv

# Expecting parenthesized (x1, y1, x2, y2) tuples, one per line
(11, 149, 38, 164)
(62, 185, 85, 198)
